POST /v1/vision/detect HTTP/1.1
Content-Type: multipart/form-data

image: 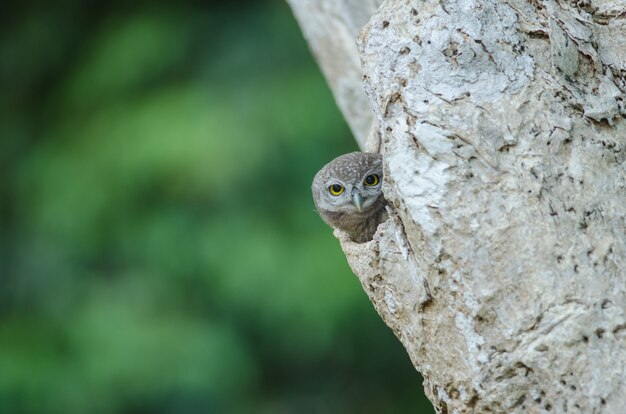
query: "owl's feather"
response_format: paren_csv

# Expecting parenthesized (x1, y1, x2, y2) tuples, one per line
(312, 152, 387, 243)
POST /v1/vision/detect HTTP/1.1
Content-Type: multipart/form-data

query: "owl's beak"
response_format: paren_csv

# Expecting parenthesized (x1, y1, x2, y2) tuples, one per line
(352, 193, 364, 212)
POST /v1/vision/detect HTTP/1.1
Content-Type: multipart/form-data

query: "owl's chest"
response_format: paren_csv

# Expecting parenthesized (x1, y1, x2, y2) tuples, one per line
(319, 199, 387, 243)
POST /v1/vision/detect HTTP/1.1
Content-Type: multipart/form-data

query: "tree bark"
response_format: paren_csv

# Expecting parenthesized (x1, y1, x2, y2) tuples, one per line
(286, 0, 384, 150)
(290, 0, 626, 413)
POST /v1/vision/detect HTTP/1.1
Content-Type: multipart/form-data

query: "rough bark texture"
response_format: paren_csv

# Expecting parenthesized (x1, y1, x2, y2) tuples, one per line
(292, 0, 626, 413)
(286, 0, 384, 150)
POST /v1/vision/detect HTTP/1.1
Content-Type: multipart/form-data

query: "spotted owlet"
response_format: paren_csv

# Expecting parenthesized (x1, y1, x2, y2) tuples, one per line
(312, 152, 388, 243)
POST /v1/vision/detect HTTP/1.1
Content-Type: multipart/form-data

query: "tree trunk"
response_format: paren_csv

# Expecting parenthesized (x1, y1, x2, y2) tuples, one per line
(287, 0, 384, 150)
(289, 0, 626, 413)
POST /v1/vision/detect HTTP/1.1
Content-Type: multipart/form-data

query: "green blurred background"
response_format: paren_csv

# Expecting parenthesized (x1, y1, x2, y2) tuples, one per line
(0, 0, 434, 412)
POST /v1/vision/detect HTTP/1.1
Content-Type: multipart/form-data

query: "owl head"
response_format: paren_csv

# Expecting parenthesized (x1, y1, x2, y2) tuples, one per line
(312, 152, 384, 218)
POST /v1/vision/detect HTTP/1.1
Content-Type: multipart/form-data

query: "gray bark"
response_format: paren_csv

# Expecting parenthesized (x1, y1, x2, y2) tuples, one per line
(287, 0, 384, 150)
(290, 0, 626, 413)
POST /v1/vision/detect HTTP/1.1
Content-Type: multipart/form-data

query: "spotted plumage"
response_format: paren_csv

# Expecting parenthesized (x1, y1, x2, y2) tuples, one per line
(312, 152, 387, 243)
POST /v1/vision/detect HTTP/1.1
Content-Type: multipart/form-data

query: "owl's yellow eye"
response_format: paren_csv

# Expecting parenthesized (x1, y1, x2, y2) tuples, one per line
(329, 184, 344, 196)
(364, 174, 380, 186)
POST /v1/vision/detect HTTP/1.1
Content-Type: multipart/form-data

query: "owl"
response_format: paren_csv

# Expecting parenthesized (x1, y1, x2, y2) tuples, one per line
(312, 152, 387, 243)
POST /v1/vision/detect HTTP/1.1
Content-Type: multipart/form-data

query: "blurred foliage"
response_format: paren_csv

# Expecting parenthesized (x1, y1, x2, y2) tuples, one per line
(0, 0, 434, 412)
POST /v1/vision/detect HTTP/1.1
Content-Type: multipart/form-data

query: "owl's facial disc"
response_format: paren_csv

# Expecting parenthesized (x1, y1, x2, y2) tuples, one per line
(319, 165, 383, 213)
